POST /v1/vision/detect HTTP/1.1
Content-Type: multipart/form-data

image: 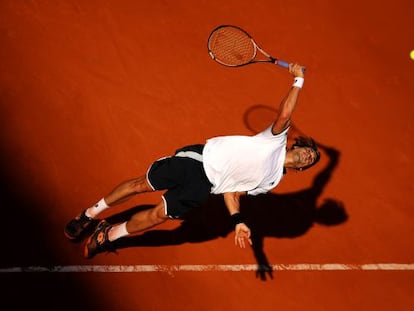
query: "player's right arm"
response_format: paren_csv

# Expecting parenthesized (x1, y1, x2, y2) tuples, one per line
(271, 63, 305, 135)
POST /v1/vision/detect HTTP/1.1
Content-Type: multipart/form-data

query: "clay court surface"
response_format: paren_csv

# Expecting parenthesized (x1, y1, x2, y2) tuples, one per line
(1, 0, 413, 310)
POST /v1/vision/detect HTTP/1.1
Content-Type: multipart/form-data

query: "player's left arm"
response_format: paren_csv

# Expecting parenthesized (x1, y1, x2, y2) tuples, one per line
(223, 192, 252, 248)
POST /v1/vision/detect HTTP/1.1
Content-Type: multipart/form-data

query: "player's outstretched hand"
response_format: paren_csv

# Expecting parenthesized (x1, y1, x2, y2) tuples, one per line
(234, 223, 252, 248)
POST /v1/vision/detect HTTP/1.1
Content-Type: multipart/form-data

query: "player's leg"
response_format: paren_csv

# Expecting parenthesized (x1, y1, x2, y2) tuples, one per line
(122, 199, 169, 234)
(103, 175, 153, 206)
(64, 175, 153, 240)
(84, 200, 169, 258)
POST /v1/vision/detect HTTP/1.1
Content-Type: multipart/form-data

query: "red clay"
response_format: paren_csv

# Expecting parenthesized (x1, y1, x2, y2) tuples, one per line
(1, 0, 413, 310)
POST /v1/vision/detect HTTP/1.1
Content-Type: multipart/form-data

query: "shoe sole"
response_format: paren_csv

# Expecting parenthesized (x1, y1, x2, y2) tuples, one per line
(64, 230, 78, 240)
(83, 235, 94, 258)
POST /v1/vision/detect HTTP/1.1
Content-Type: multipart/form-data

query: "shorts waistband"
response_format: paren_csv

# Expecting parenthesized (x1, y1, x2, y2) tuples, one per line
(174, 144, 204, 162)
(175, 151, 203, 162)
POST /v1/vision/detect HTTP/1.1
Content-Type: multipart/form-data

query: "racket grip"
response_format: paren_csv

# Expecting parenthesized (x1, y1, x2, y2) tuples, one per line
(277, 60, 289, 68)
(277, 60, 306, 73)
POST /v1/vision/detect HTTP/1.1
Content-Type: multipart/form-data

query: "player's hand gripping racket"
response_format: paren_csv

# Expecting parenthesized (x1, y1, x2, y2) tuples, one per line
(208, 25, 305, 72)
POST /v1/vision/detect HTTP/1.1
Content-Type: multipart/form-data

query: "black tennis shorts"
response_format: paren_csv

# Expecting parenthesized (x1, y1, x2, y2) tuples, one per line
(146, 144, 212, 219)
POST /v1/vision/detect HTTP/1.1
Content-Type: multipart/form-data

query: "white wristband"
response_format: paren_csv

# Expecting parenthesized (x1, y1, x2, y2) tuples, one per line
(293, 77, 304, 88)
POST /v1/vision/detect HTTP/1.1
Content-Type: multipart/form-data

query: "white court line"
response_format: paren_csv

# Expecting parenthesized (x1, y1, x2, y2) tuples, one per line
(0, 264, 413, 273)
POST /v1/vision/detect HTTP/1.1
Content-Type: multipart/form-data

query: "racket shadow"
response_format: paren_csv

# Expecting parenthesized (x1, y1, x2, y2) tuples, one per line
(109, 142, 347, 281)
(243, 104, 309, 140)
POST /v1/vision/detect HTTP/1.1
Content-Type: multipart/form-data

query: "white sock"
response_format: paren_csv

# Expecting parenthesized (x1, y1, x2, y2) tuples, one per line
(108, 222, 129, 242)
(85, 198, 109, 218)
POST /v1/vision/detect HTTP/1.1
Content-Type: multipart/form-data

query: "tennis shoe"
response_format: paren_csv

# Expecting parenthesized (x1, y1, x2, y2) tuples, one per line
(64, 210, 97, 240)
(84, 220, 115, 259)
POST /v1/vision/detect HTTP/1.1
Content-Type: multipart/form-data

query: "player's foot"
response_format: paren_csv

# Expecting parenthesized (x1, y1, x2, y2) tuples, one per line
(84, 220, 115, 259)
(64, 210, 97, 240)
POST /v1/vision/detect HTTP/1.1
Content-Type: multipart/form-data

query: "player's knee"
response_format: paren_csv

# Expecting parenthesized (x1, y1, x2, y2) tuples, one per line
(150, 203, 168, 224)
(130, 176, 152, 193)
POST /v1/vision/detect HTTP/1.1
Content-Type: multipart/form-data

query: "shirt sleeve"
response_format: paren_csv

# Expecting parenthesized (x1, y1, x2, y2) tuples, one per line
(255, 124, 290, 138)
(247, 187, 270, 196)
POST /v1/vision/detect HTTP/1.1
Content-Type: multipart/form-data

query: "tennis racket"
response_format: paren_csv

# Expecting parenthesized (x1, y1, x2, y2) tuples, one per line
(207, 25, 305, 72)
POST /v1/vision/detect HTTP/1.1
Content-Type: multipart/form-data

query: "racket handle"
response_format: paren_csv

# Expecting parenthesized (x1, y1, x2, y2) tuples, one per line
(277, 60, 289, 68)
(276, 60, 306, 73)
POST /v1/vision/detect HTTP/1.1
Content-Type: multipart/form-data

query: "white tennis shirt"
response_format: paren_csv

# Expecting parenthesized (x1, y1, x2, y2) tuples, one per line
(202, 125, 288, 195)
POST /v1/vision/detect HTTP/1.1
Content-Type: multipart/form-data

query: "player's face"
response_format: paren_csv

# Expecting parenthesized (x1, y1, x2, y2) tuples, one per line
(292, 146, 317, 169)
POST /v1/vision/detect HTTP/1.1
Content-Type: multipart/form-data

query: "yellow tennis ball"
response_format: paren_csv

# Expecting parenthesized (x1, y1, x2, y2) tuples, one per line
(410, 50, 414, 60)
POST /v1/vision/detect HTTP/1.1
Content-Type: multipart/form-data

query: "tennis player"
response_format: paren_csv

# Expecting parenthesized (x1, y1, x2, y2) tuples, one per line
(65, 63, 320, 258)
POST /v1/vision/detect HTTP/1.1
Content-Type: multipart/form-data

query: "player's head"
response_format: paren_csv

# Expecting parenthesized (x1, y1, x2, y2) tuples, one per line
(289, 136, 320, 171)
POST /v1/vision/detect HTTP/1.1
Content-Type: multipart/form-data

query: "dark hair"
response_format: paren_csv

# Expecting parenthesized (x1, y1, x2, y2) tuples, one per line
(291, 136, 321, 171)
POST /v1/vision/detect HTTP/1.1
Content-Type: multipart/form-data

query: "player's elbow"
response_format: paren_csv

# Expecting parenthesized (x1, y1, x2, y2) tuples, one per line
(278, 112, 291, 122)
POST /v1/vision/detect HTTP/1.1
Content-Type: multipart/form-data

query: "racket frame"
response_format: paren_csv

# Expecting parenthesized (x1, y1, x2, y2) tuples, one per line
(207, 25, 290, 69)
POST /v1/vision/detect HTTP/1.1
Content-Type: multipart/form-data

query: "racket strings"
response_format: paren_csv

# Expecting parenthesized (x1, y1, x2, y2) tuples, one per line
(208, 27, 256, 66)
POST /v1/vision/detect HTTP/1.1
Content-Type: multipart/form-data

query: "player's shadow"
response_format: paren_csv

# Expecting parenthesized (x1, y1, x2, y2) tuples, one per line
(241, 144, 347, 280)
(109, 142, 347, 281)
